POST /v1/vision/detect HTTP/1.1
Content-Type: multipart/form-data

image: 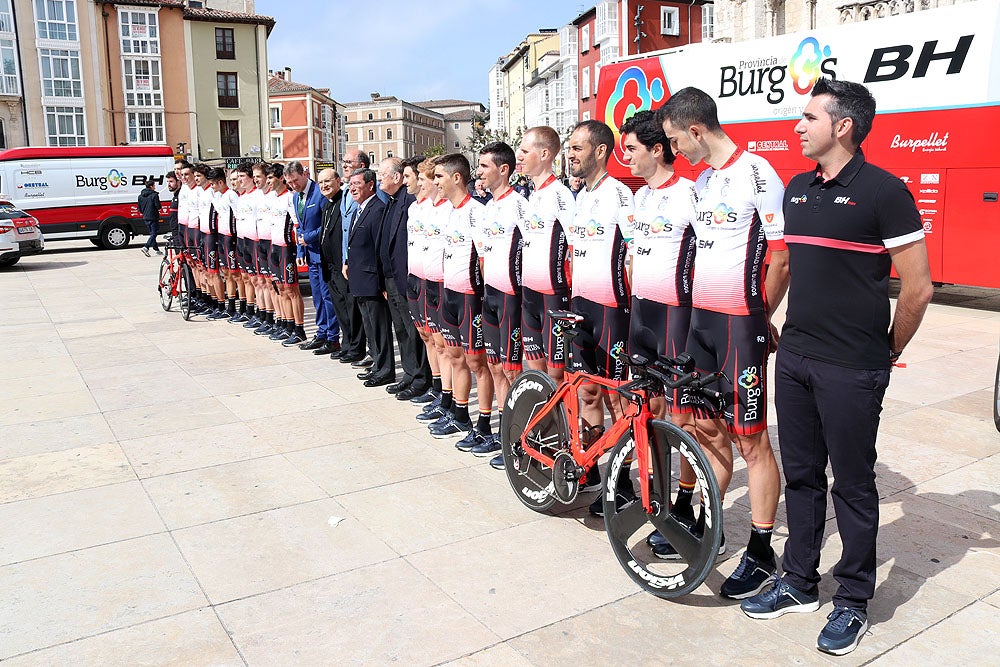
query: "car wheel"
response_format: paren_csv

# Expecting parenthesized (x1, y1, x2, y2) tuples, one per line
(0, 256, 18, 268)
(100, 222, 131, 249)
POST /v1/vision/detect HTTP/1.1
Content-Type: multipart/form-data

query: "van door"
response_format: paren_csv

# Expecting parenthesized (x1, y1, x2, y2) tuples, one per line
(941, 168, 1000, 289)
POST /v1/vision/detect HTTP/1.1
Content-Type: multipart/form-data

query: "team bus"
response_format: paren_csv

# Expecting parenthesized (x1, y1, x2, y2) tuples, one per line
(0, 145, 174, 250)
(596, 0, 1000, 288)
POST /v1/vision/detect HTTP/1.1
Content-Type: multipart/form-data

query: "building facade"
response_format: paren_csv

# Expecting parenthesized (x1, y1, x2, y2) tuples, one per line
(412, 99, 485, 162)
(268, 67, 338, 175)
(343, 94, 445, 165)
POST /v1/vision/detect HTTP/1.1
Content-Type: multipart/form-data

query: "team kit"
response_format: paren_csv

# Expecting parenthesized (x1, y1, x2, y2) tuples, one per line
(166, 81, 922, 657)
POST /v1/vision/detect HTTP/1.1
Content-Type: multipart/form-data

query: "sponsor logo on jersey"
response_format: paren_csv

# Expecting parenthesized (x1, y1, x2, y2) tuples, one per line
(789, 195, 808, 204)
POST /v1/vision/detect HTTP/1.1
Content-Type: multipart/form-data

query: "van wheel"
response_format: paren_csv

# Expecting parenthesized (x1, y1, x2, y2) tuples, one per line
(90, 238, 102, 247)
(100, 222, 131, 249)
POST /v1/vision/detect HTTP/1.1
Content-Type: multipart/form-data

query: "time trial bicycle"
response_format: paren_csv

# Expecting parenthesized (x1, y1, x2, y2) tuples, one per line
(157, 235, 198, 320)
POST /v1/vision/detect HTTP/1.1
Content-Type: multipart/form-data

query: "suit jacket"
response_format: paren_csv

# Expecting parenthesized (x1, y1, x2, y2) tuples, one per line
(320, 190, 343, 283)
(379, 188, 416, 295)
(293, 180, 326, 263)
(346, 194, 388, 298)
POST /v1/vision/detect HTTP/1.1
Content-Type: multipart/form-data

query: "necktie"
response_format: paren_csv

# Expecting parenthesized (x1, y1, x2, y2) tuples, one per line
(297, 194, 305, 222)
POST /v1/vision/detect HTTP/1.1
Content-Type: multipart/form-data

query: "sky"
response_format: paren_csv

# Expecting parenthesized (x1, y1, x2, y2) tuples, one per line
(254, 0, 587, 106)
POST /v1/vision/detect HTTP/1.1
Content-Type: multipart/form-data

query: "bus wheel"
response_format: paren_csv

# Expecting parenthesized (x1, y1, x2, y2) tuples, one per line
(100, 221, 132, 249)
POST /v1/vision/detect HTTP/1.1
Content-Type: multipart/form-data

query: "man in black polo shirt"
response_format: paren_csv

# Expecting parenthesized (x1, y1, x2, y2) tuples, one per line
(741, 78, 933, 656)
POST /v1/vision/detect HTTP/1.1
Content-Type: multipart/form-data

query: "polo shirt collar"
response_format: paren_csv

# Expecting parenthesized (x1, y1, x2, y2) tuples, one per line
(812, 149, 866, 187)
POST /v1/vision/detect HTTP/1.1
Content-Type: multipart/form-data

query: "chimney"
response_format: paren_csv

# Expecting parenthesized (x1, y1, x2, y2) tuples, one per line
(370, 92, 380, 100)
(284, 66, 292, 81)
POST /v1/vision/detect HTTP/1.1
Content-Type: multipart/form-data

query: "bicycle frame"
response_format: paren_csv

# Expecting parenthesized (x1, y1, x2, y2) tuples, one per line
(517, 368, 662, 514)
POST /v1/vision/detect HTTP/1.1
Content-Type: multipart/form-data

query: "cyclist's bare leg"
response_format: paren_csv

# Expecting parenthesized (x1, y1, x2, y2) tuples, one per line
(488, 360, 509, 407)
(467, 352, 495, 418)
(694, 416, 735, 497)
(733, 429, 780, 528)
(579, 381, 605, 431)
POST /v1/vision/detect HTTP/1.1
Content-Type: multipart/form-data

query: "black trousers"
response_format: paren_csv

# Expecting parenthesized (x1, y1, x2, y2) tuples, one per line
(775, 347, 890, 610)
(144, 219, 159, 250)
(385, 278, 431, 389)
(327, 269, 366, 357)
(358, 294, 394, 378)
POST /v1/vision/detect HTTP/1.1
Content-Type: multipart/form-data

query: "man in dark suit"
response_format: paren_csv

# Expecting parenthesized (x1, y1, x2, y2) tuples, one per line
(287, 160, 339, 354)
(318, 168, 364, 361)
(377, 157, 432, 399)
(345, 168, 395, 387)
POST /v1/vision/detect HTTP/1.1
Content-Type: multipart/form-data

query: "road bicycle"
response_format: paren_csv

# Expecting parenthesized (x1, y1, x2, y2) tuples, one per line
(500, 311, 727, 598)
(157, 235, 197, 320)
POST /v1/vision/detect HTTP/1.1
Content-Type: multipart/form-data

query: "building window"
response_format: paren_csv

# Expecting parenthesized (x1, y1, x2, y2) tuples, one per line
(387, 150, 393, 158)
(368, 151, 375, 164)
(0, 38, 20, 96)
(215, 28, 235, 59)
(661, 6, 680, 36)
(386, 128, 392, 139)
(386, 111, 391, 119)
(580, 25, 590, 52)
(269, 106, 281, 127)
(454, 141, 460, 148)
(0, 0, 12, 33)
(217, 72, 238, 108)
(582, 111, 591, 122)
(34, 0, 77, 41)
(702, 4, 714, 41)
(453, 122, 460, 129)
(44, 105, 85, 146)
(40, 49, 82, 98)
(0, 118, 6, 149)
(368, 129, 374, 141)
(581, 66, 590, 99)
(220, 120, 240, 157)
(367, 112, 373, 120)
(126, 111, 163, 143)
(270, 135, 282, 158)
(119, 10, 159, 55)
(123, 58, 162, 106)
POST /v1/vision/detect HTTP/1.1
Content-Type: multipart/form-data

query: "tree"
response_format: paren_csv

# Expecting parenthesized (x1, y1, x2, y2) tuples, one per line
(424, 144, 447, 158)
(464, 114, 524, 155)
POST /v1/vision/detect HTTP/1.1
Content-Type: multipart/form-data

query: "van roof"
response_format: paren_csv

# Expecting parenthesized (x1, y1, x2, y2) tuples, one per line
(0, 146, 176, 161)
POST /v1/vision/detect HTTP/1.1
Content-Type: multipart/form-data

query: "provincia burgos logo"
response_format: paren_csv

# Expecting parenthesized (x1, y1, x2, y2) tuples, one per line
(890, 132, 949, 153)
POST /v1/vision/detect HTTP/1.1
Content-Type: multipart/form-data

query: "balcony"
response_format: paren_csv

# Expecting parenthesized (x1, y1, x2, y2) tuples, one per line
(0, 12, 13, 34)
(838, 0, 922, 22)
(559, 25, 577, 59)
(595, 0, 618, 45)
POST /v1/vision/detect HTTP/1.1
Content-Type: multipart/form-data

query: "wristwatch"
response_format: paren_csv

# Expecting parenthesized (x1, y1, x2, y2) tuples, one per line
(889, 349, 902, 363)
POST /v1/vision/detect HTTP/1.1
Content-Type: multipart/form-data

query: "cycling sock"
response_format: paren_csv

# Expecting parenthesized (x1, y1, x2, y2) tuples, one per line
(440, 390, 453, 412)
(748, 521, 774, 561)
(247, 303, 256, 317)
(266, 311, 275, 325)
(238, 298, 247, 314)
(476, 409, 492, 434)
(453, 400, 470, 424)
(674, 481, 695, 513)
(432, 375, 442, 393)
(227, 297, 236, 315)
(294, 323, 306, 338)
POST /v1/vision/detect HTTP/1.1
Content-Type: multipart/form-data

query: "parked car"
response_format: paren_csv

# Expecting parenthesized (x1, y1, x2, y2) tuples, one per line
(0, 200, 43, 268)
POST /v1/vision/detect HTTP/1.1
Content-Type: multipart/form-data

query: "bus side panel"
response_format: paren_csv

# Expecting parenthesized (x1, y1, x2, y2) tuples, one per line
(941, 168, 1000, 288)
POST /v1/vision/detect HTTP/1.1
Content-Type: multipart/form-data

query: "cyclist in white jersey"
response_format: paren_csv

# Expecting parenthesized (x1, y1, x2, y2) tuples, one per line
(515, 126, 575, 382)
(176, 162, 194, 250)
(246, 162, 274, 332)
(267, 162, 305, 341)
(232, 164, 259, 324)
(658, 86, 790, 599)
(191, 164, 215, 314)
(210, 168, 240, 319)
(469, 141, 528, 464)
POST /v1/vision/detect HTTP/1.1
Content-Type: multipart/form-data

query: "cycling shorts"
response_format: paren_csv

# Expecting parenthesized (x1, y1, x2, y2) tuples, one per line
(203, 232, 219, 273)
(521, 286, 569, 369)
(256, 239, 271, 276)
(440, 288, 485, 354)
(685, 307, 770, 435)
(629, 296, 693, 413)
(483, 285, 522, 371)
(238, 237, 256, 275)
(424, 279, 442, 332)
(568, 296, 630, 381)
(270, 244, 298, 284)
(219, 235, 239, 272)
(406, 274, 425, 328)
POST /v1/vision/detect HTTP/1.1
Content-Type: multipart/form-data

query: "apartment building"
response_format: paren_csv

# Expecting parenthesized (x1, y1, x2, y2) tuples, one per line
(411, 99, 485, 162)
(268, 67, 339, 176)
(343, 93, 445, 165)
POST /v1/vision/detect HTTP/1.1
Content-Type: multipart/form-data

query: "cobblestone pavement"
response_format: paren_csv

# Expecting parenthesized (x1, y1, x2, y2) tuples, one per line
(1, 242, 998, 665)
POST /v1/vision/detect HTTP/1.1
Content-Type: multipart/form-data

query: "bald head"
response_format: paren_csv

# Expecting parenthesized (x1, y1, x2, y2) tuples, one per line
(378, 157, 404, 196)
(317, 168, 341, 199)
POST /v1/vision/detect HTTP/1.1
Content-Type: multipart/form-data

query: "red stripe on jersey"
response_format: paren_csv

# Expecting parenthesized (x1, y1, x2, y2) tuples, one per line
(785, 234, 886, 254)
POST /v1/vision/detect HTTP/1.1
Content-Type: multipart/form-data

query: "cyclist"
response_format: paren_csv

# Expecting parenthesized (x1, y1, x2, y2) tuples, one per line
(470, 141, 528, 465)
(515, 126, 575, 384)
(209, 168, 239, 320)
(202, 168, 229, 320)
(563, 120, 635, 517)
(233, 163, 260, 325)
(429, 154, 493, 441)
(618, 110, 703, 555)
(657, 87, 790, 599)
(248, 162, 275, 334)
(269, 162, 307, 342)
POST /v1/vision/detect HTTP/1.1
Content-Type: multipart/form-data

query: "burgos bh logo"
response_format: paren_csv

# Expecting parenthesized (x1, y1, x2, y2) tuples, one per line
(738, 367, 760, 390)
(789, 37, 833, 95)
(107, 169, 126, 188)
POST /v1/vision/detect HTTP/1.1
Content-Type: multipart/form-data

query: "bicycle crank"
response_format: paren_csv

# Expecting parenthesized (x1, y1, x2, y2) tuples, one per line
(551, 451, 581, 503)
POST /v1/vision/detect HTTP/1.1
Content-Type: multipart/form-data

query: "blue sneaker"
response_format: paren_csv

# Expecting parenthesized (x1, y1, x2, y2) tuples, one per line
(416, 405, 449, 422)
(817, 607, 868, 656)
(741, 576, 820, 619)
(720, 550, 778, 599)
(429, 417, 472, 439)
(455, 428, 486, 452)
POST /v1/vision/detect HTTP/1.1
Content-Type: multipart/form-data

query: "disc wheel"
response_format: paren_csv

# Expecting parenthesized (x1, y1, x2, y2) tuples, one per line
(158, 257, 174, 311)
(603, 420, 723, 599)
(179, 263, 194, 321)
(500, 370, 569, 512)
(993, 342, 999, 433)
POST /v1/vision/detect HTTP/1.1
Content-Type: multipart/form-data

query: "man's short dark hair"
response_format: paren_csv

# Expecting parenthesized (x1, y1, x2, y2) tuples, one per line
(165, 171, 178, 181)
(175, 159, 192, 170)
(286, 160, 306, 176)
(654, 87, 722, 133)
(194, 162, 211, 176)
(573, 120, 615, 159)
(267, 162, 285, 179)
(356, 152, 371, 168)
(620, 110, 674, 165)
(236, 163, 254, 176)
(207, 167, 226, 182)
(811, 78, 877, 148)
(480, 141, 515, 176)
(402, 155, 424, 172)
(350, 168, 376, 185)
(434, 153, 471, 185)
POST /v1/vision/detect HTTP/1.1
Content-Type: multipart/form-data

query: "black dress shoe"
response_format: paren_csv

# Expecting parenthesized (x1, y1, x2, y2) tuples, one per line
(395, 385, 427, 401)
(282, 333, 305, 347)
(357, 369, 375, 381)
(386, 380, 410, 395)
(313, 341, 335, 355)
(339, 353, 363, 364)
(326, 342, 343, 358)
(364, 374, 395, 388)
(299, 337, 326, 351)
(351, 355, 375, 368)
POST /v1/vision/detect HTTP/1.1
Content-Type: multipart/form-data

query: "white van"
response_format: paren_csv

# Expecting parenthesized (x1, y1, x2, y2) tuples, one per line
(0, 146, 175, 249)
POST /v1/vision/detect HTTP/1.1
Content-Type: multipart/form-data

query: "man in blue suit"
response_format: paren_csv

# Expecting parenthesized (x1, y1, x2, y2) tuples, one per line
(287, 160, 339, 353)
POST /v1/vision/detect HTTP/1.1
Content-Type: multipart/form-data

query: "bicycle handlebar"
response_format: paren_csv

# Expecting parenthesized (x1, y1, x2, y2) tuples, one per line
(615, 352, 726, 409)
